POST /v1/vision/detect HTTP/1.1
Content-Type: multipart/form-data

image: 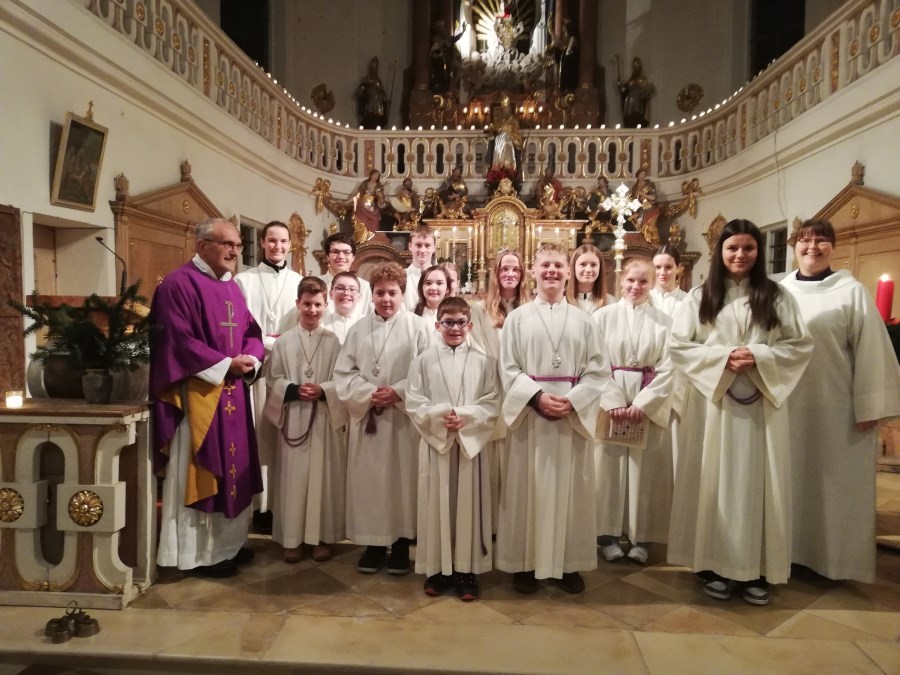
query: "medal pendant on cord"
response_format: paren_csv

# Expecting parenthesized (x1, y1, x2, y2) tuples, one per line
(372, 364, 381, 377)
(304, 365, 314, 378)
(552, 354, 562, 368)
(629, 357, 638, 367)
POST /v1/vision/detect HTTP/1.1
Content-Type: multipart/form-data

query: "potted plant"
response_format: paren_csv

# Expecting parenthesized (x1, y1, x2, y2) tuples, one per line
(7, 281, 151, 403)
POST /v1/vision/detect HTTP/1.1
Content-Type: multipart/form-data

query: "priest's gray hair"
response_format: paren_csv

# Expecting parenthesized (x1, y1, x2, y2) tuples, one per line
(195, 218, 234, 241)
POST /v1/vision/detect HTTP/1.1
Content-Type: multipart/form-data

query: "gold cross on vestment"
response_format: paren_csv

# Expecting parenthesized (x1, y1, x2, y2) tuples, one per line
(230, 485, 237, 498)
(223, 382, 236, 394)
(229, 442, 236, 456)
(224, 400, 237, 416)
(219, 300, 238, 349)
(229, 464, 236, 479)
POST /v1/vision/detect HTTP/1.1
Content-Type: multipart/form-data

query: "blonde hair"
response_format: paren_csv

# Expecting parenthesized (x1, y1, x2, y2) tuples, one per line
(623, 256, 654, 276)
(566, 243, 609, 311)
(485, 249, 531, 328)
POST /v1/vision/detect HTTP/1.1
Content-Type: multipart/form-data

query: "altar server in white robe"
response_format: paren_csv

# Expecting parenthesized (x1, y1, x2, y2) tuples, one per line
(668, 219, 812, 607)
(594, 258, 674, 566)
(319, 233, 371, 317)
(404, 225, 437, 310)
(413, 265, 451, 326)
(496, 243, 626, 595)
(407, 297, 500, 601)
(322, 271, 362, 344)
(264, 277, 347, 563)
(649, 245, 691, 481)
(781, 219, 900, 584)
(470, 250, 531, 533)
(234, 221, 303, 524)
(566, 243, 616, 315)
(334, 262, 431, 575)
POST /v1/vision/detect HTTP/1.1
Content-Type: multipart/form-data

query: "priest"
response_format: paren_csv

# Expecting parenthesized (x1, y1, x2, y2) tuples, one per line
(235, 220, 303, 531)
(151, 218, 264, 578)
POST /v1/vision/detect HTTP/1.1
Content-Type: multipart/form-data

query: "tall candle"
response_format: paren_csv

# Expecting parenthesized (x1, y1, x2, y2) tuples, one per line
(875, 274, 894, 321)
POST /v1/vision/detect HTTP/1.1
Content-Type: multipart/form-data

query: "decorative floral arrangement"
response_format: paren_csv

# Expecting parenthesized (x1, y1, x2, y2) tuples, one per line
(485, 165, 521, 193)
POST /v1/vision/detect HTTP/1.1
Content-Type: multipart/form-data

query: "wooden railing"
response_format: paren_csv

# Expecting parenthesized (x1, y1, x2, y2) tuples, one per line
(84, 0, 899, 192)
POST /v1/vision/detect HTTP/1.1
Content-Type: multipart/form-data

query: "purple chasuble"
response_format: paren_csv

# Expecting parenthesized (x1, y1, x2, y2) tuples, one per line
(150, 261, 265, 517)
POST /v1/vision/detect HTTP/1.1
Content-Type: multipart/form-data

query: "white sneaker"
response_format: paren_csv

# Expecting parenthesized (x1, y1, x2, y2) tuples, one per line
(601, 542, 625, 562)
(627, 545, 649, 565)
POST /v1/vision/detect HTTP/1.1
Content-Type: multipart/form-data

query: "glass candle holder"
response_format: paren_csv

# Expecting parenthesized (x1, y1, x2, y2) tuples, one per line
(5, 391, 23, 408)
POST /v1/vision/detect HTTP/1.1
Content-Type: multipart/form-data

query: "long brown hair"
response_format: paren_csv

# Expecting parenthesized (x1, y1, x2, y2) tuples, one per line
(699, 219, 782, 330)
(414, 265, 451, 316)
(566, 244, 608, 310)
(485, 250, 530, 328)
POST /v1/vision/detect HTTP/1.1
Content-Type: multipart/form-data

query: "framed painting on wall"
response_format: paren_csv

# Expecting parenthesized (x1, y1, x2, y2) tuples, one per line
(50, 111, 108, 211)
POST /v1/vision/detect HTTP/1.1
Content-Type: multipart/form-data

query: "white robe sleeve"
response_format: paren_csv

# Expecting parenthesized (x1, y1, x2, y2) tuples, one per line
(848, 285, 900, 423)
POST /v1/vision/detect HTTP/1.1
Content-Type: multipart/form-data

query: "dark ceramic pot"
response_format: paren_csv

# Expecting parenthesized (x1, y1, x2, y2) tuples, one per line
(82, 369, 113, 404)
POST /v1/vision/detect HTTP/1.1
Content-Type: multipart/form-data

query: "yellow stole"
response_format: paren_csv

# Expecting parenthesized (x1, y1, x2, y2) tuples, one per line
(158, 379, 223, 506)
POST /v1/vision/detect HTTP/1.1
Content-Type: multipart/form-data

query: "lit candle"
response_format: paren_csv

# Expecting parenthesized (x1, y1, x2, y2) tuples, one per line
(875, 274, 894, 321)
(5, 391, 23, 409)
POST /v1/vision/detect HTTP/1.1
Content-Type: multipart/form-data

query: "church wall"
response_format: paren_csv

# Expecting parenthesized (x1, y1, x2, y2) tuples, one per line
(269, 0, 412, 130)
(0, 0, 338, 301)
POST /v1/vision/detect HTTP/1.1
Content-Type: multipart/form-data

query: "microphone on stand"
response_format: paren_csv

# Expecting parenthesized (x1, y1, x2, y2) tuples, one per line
(95, 236, 128, 296)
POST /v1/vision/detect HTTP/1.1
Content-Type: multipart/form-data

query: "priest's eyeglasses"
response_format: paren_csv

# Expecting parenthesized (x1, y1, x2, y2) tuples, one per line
(204, 239, 243, 251)
(438, 319, 469, 329)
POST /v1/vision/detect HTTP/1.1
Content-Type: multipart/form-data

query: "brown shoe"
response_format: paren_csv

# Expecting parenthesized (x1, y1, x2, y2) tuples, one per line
(311, 544, 332, 562)
(283, 546, 303, 563)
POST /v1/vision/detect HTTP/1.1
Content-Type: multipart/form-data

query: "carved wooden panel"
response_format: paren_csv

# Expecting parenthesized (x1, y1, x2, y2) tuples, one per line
(0, 205, 25, 393)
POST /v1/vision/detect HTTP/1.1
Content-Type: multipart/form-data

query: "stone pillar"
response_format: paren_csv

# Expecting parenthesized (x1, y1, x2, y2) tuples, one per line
(571, 0, 601, 127)
(410, 0, 433, 127)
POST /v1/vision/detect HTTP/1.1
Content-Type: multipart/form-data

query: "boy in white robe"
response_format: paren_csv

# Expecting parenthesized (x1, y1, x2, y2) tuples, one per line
(407, 297, 500, 600)
(594, 258, 674, 565)
(334, 262, 431, 575)
(234, 221, 303, 531)
(319, 233, 372, 318)
(496, 244, 625, 594)
(264, 277, 347, 563)
(322, 271, 362, 344)
(404, 225, 436, 310)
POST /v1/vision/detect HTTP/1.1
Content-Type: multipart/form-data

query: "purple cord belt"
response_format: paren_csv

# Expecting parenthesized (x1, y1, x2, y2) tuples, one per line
(611, 365, 655, 389)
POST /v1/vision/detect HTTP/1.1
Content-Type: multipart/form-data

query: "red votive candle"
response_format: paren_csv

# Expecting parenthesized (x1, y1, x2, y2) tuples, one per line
(875, 274, 894, 321)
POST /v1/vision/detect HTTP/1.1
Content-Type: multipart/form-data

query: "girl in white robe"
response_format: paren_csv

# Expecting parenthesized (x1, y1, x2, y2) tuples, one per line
(469, 250, 532, 533)
(649, 245, 690, 484)
(781, 219, 900, 583)
(234, 222, 303, 519)
(264, 278, 347, 563)
(334, 263, 431, 575)
(594, 258, 674, 565)
(566, 243, 616, 316)
(407, 297, 500, 600)
(668, 219, 813, 606)
(413, 265, 450, 327)
(496, 244, 625, 594)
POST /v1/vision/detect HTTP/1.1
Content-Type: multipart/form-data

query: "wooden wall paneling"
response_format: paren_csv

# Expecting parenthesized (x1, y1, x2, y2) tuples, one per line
(0, 205, 25, 393)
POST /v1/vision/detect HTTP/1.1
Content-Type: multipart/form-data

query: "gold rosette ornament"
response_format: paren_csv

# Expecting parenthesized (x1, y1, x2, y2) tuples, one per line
(0, 488, 24, 523)
(68, 490, 104, 527)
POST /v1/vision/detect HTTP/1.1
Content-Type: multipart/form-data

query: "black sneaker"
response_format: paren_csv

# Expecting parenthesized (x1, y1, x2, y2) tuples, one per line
(455, 573, 479, 601)
(424, 574, 454, 596)
(387, 539, 411, 575)
(557, 572, 585, 594)
(192, 559, 237, 578)
(231, 547, 255, 565)
(357, 546, 387, 573)
(512, 571, 538, 594)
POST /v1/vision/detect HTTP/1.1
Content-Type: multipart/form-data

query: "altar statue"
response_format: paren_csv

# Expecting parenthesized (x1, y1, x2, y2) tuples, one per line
(389, 177, 421, 231)
(617, 56, 654, 128)
(557, 19, 578, 91)
(437, 167, 470, 218)
(353, 169, 385, 238)
(630, 168, 661, 244)
(487, 96, 523, 173)
(587, 175, 612, 224)
(534, 167, 563, 203)
(430, 19, 466, 93)
(356, 57, 389, 129)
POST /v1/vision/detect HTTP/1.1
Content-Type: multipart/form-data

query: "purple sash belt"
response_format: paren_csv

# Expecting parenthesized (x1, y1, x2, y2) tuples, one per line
(612, 365, 655, 389)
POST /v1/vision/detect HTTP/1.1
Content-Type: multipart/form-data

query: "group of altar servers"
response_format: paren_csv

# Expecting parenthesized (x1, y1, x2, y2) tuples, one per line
(227, 218, 898, 605)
